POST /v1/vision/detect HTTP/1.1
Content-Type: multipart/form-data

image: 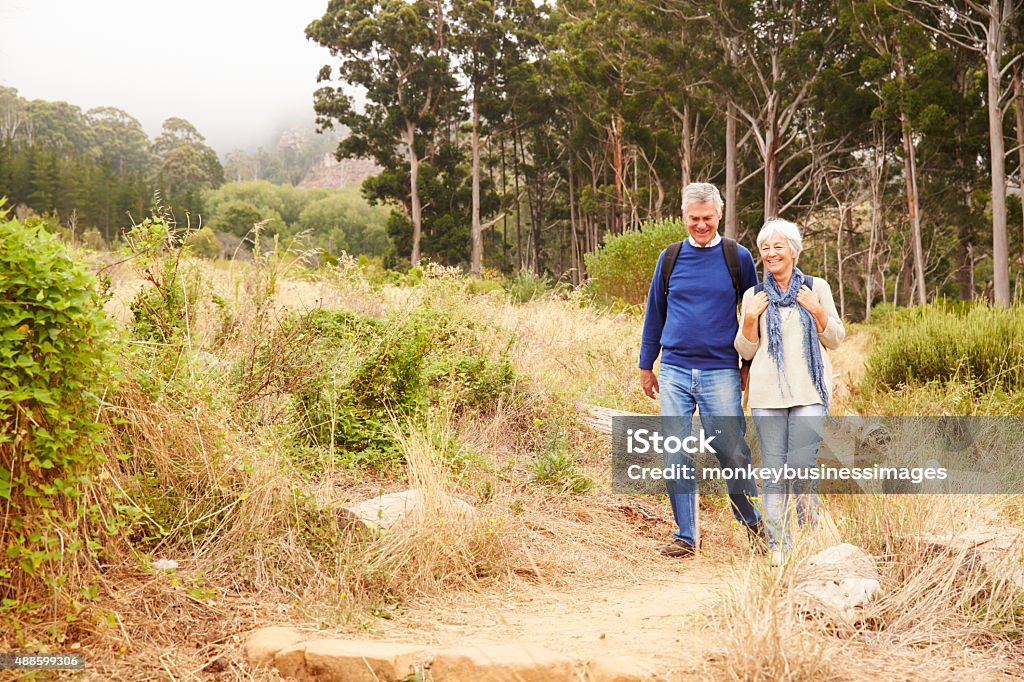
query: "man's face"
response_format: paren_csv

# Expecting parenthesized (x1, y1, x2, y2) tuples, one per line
(684, 201, 721, 247)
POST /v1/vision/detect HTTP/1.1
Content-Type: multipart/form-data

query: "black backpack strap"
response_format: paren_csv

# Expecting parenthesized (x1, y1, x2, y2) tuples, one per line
(661, 241, 683, 298)
(721, 237, 742, 306)
(663, 238, 744, 303)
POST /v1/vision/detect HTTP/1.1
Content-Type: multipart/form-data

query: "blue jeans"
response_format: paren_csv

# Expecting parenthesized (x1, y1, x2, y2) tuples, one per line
(751, 405, 826, 551)
(659, 363, 762, 545)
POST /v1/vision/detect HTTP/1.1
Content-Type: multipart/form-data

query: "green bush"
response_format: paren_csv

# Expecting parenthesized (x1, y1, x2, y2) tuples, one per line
(528, 429, 593, 494)
(583, 218, 686, 305)
(504, 270, 553, 303)
(80, 227, 106, 251)
(0, 212, 122, 615)
(245, 307, 519, 472)
(866, 303, 1024, 393)
(124, 217, 197, 344)
(185, 227, 220, 259)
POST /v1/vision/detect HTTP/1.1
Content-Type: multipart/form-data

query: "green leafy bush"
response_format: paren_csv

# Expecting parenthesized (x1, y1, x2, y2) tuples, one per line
(184, 226, 220, 259)
(243, 306, 518, 472)
(0, 212, 121, 615)
(866, 303, 1024, 393)
(504, 270, 553, 303)
(583, 218, 686, 305)
(124, 217, 197, 344)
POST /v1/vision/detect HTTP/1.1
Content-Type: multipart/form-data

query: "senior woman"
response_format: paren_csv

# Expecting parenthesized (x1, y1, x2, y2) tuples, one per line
(734, 218, 844, 565)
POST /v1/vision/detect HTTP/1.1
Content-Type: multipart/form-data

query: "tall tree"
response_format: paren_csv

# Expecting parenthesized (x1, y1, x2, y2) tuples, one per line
(307, 0, 459, 265)
(906, 0, 1020, 306)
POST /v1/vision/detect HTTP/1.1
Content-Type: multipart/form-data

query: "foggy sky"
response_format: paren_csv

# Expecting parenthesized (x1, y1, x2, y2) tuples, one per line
(0, 0, 337, 155)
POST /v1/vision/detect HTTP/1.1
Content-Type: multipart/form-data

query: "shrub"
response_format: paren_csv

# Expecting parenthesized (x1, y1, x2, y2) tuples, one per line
(124, 217, 198, 344)
(185, 226, 220, 259)
(528, 429, 593, 494)
(243, 306, 519, 472)
(866, 302, 1024, 394)
(583, 218, 685, 305)
(0, 212, 122, 618)
(80, 227, 106, 251)
(504, 270, 553, 303)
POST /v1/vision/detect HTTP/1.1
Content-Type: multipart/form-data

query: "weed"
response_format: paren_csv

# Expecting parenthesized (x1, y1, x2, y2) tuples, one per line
(528, 429, 593, 494)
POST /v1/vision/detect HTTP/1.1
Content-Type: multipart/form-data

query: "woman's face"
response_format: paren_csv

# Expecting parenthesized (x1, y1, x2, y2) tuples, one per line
(760, 232, 796, 280)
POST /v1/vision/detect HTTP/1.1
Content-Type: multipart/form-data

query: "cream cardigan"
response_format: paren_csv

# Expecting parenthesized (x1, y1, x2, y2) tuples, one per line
(734, 277, 845, 409)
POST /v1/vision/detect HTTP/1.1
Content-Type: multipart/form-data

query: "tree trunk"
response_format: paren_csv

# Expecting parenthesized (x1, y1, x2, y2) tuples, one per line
(1015, 63, 1024, 261)
(899, 110, 926, 305)
(763, 93, 780, 220)
(569, 161, 580, 285)
(406, 122, 422, 266)
(512, 116, 523, 270)
(725, 99, 738, 238)
(612, 114, 624, 234)
(866, 125, 884, 319)
(836, 205, 847, 318)
(987, 0, 1010, 307)
(679, 101, 692, 208)
(500, 133, 508, 267)
(470, 91, 483, 277)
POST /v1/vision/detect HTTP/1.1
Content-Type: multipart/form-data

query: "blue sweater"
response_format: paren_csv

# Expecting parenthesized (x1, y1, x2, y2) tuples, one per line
(639, 241, 758, 371)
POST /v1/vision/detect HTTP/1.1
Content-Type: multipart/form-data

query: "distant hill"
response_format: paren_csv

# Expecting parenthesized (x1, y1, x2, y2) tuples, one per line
(222, 124, 378, 187)
(298, 153, 380, 189)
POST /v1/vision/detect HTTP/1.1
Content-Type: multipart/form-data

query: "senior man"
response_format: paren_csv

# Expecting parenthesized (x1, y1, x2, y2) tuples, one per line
(638, 182, 764, 558)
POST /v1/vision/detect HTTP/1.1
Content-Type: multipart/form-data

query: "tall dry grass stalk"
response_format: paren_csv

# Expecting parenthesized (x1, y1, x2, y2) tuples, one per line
(341, 417, 515, 601)
(708, 494, 1024, 680)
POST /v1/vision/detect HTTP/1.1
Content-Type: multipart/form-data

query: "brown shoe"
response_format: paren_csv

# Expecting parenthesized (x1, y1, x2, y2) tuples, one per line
(746, 521, 769, 554)
(656, 539, 696, 558)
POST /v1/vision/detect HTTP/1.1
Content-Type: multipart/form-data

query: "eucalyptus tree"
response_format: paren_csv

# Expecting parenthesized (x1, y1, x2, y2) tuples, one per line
(152, 117, 223, 223)
(903, 0, 1020, 306)
(846, 0, 933, 303)
(85, 107, 151, 177)
(451, 0, 543, 275)
(307, 0, 460, 265)
(708, 0, 851, 221)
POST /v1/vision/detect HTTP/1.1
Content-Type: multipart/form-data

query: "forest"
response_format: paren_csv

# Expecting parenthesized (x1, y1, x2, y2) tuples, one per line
(2, 0, 1024, 321)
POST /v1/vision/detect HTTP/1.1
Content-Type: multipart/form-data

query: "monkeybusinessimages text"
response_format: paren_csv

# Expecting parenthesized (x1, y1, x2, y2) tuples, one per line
(624, 428, 949, 486)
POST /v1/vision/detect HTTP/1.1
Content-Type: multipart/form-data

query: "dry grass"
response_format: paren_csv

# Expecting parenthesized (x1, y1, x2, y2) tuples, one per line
(6, 255, 1024, 680)
(707, 494, 1024, 681)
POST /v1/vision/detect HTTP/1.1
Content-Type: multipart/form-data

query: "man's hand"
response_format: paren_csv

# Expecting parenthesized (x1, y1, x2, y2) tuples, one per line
(740, 364, 750, 391)
(640, 369, 659, 399)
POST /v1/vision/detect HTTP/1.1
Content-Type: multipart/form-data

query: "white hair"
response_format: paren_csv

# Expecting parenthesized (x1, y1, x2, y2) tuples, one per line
(682, 182, 724, 218)
(756, 218, 803, 260)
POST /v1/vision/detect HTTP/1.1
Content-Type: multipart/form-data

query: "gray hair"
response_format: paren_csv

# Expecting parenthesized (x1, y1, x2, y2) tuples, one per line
(682, 182, 724, 218)
(756, 218, 803, 261)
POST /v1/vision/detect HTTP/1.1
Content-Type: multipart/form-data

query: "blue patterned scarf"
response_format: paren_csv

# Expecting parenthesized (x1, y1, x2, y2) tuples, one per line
(763, 267, 830, 411)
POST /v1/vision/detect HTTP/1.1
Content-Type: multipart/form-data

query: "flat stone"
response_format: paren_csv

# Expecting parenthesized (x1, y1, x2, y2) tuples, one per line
(586, 655, 664, 681)
(301, 639, 428, 682)
(245, 626, 306, 667)
(917, 529, 1024, 590)
(430, 643, 576, 682)
(341, 489, 476, 534)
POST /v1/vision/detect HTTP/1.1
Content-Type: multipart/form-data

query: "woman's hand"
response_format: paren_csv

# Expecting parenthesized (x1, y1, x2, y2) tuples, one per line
(746, 291, 769, 321)
(797, 286, 827, 332)
(742, 291, 769, 342)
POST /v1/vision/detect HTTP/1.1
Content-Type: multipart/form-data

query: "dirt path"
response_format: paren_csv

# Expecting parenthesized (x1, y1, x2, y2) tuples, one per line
(378, 559, 732, 679)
